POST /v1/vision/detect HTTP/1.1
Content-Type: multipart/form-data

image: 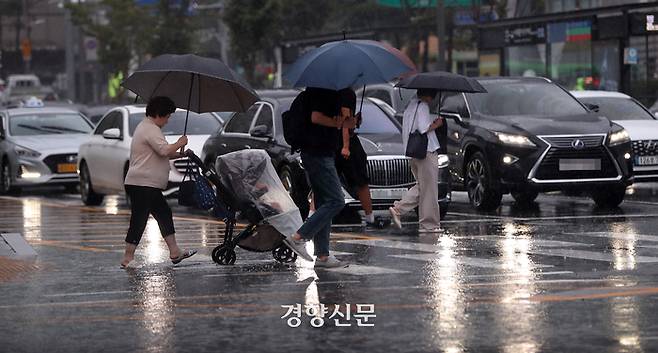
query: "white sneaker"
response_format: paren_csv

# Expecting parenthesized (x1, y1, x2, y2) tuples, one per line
(283, 236, 313, 262)
(314, 255, 348, 268)
(389, 207, 402, 229)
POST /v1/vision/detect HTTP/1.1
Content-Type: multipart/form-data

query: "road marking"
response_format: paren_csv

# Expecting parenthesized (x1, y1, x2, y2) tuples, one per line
(340, 238, 591, 252)
(528, 286, 658, 302)
(391, 253, 553, 269)
(528, 248, 658, 263)
(44, 291, 132, 298)
(322, 264, 408, 275)
(564, 231, 658, 243)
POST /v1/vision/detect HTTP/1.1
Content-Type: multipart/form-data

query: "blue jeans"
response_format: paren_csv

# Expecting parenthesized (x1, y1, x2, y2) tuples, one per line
(298, 152, 345, 256)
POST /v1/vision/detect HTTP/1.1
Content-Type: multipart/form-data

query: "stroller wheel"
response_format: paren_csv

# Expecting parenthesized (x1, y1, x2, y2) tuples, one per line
(212, 245, 237, 265)
(272, 245, 297, 263)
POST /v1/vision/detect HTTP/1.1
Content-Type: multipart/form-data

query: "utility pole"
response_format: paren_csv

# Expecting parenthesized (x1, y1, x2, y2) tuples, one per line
(436, 0, 446, 71)
(65, 3, 76, 101)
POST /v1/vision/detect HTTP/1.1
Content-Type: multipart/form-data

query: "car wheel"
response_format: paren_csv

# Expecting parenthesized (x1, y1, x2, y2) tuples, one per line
(0, 160, 18, 195)
(465, 152, 502, 211)
(279, 165, 309, 219)
(511, 189, 539, 204)
(80, 162, 104, 206)
(591, 185, 626, 208)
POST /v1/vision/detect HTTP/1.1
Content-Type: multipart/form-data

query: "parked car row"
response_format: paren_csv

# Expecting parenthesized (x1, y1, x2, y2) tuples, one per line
(3, 76, 657, 216)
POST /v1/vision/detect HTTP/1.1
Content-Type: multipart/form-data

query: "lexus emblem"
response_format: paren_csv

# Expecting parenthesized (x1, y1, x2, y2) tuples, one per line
(66, 155, 77, 163)
(571, 139, 585, 150)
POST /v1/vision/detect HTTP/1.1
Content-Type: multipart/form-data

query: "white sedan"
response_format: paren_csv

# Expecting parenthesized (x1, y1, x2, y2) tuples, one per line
(77, 105, 223, 205)
(572, 90, 658, 182)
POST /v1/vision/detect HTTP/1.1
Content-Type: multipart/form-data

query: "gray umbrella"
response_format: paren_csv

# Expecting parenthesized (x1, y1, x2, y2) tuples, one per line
(395, 71, 487, 93)
(121, 54, 259, 134)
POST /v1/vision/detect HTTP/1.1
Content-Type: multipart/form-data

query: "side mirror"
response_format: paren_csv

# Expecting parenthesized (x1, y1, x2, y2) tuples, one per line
(440, 111, 469, 127)
(585, 103, 599, 112)
(102, 128, 122, 140)
(249, 125, 272, 139)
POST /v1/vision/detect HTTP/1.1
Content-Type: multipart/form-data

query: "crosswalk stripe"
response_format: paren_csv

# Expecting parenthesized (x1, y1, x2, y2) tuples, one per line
(391, 253, 554, 269)
(564, 231, 658, 243)
(528, 248, 658, 263)
(323, 264, 408, 275)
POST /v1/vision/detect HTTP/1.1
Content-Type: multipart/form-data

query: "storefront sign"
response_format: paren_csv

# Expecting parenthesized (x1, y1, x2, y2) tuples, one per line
(548, 20, 591, 43)
(504, 25, 546, 45)
(624, 47, 638, 65)
(647, 15, 658, 31)
(630, 13, 658, 35)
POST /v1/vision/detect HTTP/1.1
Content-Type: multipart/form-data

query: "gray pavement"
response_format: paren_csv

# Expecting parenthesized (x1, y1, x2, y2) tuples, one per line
(3, 186, 658, 352)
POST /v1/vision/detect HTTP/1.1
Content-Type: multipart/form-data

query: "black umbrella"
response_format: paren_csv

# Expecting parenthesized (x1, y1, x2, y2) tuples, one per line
(395, 71, 487, 93)
(122, 54, 259, 134)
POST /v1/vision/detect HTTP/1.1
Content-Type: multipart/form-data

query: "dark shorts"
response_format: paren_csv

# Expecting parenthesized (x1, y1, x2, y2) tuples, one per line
(124, 185, 175, 245)
(335, 136, 369, 189)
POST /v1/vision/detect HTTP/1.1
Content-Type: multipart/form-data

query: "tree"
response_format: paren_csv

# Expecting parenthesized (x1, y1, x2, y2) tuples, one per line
(149, 0, 196, 55)
(67, 0, 151, 75)
(223, 0, 328, 84)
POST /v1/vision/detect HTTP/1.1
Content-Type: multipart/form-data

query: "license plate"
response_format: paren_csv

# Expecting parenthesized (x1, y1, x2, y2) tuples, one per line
(57, 163, 77, 173)
(637, 155, 658, 166)
(370, 188, 408, 200)
(559, 159, 601, 171)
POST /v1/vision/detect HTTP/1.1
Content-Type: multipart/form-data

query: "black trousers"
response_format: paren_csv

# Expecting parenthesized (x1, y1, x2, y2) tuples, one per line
(125, 185, 175, 245)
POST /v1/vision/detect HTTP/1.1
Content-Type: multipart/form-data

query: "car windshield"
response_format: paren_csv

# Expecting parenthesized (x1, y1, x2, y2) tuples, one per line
(9, 113, 93, 136)
(355, 102, 400, 134)
(129, 111, 221, 136)
(578, 96, 655, 121)
(468, 80, 588, 117)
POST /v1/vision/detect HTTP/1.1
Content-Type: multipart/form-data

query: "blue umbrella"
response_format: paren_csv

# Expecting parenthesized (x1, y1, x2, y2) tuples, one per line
(284, 40, 415, 91)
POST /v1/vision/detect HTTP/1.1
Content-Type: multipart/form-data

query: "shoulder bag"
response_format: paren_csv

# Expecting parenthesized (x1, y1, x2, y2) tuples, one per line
(405, 102, 428, 160)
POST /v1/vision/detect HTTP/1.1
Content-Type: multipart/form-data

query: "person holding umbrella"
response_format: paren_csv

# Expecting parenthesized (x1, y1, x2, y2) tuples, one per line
(121, 96, 196, 268)
(389, 88, 444, 233)
(283, 87, 357, 268)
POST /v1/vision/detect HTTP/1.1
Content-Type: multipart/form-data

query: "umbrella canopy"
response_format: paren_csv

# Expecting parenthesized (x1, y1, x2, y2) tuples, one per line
(284, 40, 415, 90)
(122, 54, 259, 113)
(395, 71, 487, 93)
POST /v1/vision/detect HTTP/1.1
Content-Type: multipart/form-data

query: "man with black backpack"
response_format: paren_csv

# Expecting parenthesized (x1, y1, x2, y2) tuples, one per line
(283, 87, 356, 268)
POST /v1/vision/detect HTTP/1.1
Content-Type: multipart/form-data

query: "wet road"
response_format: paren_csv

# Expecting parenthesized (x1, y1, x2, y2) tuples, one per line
(4, 186, 658, 352)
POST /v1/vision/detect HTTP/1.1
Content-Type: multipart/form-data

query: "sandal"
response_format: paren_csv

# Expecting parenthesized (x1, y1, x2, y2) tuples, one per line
(171, 249, 197, 264)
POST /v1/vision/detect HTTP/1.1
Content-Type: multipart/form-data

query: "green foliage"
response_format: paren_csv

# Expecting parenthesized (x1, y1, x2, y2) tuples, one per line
(67, 0, 198, 74)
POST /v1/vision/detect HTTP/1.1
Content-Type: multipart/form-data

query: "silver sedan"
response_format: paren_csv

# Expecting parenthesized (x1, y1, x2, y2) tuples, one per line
(0, 104, 94, 194)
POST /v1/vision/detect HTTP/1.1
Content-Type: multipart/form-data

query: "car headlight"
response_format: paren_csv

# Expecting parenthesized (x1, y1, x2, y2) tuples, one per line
(14, 145, 41, 158)
(493, 131, 536, 147)
(437, 154, 449, 168)
(608, 129, 630, 146)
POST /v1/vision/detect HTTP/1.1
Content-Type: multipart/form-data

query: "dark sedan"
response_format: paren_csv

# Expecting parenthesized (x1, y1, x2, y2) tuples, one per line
(202, 92, 451, 219)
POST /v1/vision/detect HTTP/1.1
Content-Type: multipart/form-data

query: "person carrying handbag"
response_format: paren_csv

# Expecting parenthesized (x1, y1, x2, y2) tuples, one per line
(389, 88, 444, 233)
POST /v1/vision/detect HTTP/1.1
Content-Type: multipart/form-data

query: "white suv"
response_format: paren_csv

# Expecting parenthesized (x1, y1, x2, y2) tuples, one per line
(572, 90, 658, 181)
(77, 105, 223, 205)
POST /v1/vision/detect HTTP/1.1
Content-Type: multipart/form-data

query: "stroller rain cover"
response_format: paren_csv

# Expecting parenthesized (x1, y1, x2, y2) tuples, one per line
(216, 150, 303, 238)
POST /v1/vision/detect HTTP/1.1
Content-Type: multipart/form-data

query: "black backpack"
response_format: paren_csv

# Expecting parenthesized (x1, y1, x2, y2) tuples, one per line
(282, 91, 309, 152)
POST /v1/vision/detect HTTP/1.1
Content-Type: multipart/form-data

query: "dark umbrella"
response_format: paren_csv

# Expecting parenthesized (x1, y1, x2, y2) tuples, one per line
(284, 39, 415, 91)
(122, 54, 259, 134)
(395, 71, 487, 93)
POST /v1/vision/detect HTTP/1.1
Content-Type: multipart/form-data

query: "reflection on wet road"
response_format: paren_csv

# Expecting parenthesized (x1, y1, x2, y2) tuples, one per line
(4, 186, 658, 352)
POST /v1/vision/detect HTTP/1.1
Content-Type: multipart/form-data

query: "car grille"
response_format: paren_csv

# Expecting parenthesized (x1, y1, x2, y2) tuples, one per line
(632, 140, 658, 156)
(542, 135, 604, 148)
(173, 158, 198, 174)
(366, 157, 415, 187)
(43, 154, 77, 174)
(534, 146, 618, 180)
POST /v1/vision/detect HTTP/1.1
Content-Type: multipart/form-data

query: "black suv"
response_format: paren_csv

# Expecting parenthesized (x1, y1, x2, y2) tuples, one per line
(439, 77, 633, 211)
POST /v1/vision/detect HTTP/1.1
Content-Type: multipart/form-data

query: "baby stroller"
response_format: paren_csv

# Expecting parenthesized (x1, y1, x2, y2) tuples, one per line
(184, 149, 303, 265)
